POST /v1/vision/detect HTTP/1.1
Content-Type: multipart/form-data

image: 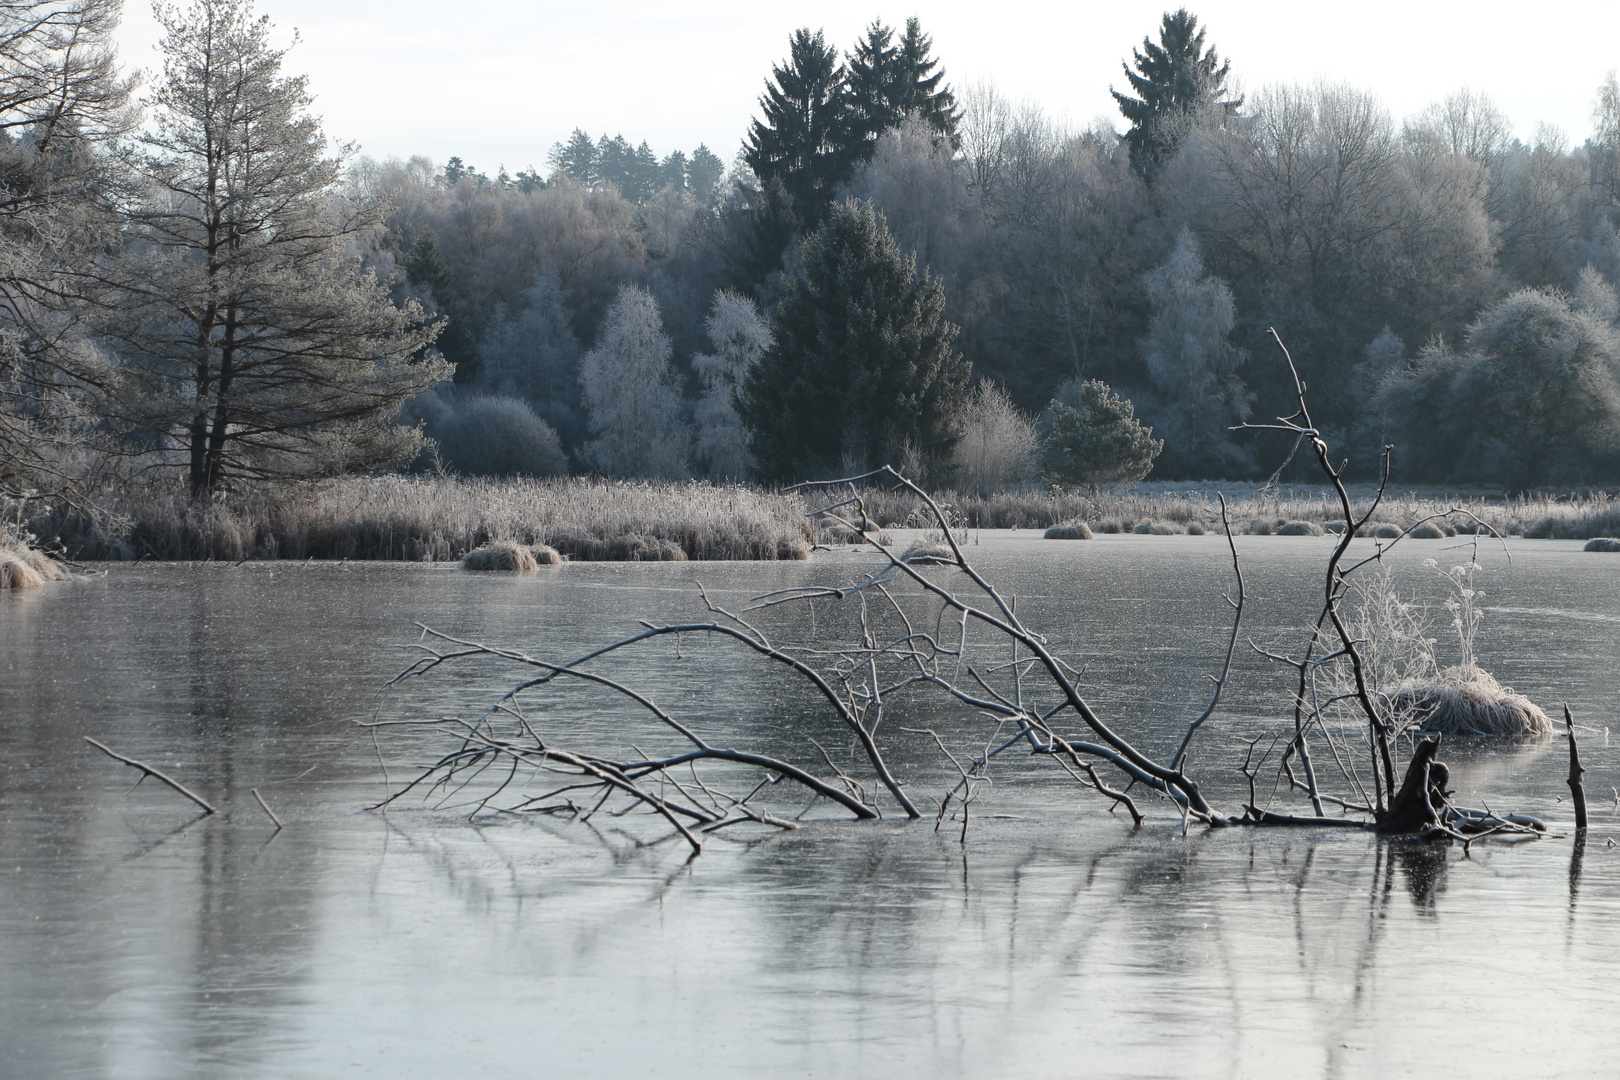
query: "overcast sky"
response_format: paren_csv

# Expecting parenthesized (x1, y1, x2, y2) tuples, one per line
(115, 1, 1620, 172)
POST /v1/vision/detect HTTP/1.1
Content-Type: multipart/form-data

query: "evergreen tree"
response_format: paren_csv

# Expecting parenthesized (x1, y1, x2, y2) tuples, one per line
(1111, 9, 1240, 181)
(660, 150, 688, 193)
(1044, 379, 1163, 490)
(100, 0, 445, 496)
(744, 28, 854, 225)
(688, 143, 725, 203)
(548, 128, 597, 184)
(740, 200, 970, 483)
(724, 175, 800, 300)
(893, 18, 959, 141)
(845, 18, 959, 161)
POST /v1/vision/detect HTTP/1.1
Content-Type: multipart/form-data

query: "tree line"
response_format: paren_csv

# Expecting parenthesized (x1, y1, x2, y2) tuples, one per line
(5, 3, 1620, 503)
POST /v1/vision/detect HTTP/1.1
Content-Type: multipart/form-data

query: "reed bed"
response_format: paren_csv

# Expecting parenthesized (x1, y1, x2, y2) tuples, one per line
(19, 476, 813, 562)
(858, 483, 1620, 539)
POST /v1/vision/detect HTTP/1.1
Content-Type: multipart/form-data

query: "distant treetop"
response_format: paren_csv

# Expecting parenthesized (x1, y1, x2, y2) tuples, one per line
(1111, 8, 1241, 180)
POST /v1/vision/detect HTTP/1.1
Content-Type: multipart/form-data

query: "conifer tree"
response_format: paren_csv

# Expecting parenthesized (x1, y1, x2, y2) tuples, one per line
(744, 28, 853, 224)
(547, 129, 597, 184)
(740, 200, 969, 483)
(688, 144, 725, 203)
(99, 0, 445, 496)
(1044, 380, 1163, 490)
(845, 18, 958, 160)
(1111, 9, 1240, 181)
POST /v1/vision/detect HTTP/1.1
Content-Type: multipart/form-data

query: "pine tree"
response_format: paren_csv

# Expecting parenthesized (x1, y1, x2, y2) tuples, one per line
(548, 129, 597, 184)
(1111, 9, 1240, 181)
(744, 28, 853, 225)
(688, 144, 725, 203)
(740, 200, 970, 483)
(845, 18, 958, 161)
(892, 18, 959, 141)
(99, 0, 445, 496)
(1044, 380, 1163, 490)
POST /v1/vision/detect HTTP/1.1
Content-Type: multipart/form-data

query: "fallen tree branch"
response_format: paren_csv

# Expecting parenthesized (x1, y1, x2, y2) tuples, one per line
(84, 736, 215, 814)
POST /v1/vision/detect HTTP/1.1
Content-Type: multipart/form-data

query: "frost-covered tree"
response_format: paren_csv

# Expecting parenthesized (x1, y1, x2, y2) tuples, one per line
(741, 199, 970, 483)
(952, 381, 1039, 494)
(1133, 230, 1251, 477)
(1574, 265, 1620, 327)
(578, 285, 690, 479)
(691, 290, 769, 480)
(0, 0, 139, 495)
(474, 272, 582, 444)
(98, 0, 445, 496)
(1378, 288, 1620, 488)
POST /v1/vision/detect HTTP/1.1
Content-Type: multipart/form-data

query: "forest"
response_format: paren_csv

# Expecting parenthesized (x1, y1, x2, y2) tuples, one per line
(4, 0, 1620, 517)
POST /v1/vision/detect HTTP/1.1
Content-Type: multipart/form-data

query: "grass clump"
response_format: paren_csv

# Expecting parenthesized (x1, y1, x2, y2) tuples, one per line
(900, 536, 957, 564)
(1584, 537, 1620, 552)
(1275, 520, 1325, 536)
(1043, 522, 1093, 540)
(0, 528, 68, 590)
(1133, 521, 1179, 535)
(1384, 667, 1553, 737)
(462, 541, 539, 572)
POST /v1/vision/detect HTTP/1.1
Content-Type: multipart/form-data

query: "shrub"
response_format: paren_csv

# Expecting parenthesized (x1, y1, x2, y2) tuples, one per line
(425, 394, 569, 478)
(952, 382, 1041, 495)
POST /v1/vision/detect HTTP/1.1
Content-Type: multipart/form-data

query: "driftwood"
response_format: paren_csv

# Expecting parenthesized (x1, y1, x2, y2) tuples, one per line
(365, 332, 1559, 852)
(1565, 706, 1589, 831)
(251, 787, 283, 830)
(84, 736, 216, 814)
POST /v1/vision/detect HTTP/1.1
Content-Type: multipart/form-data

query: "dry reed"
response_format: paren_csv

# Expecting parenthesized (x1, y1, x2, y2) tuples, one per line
(16, 476, 813, 562)
(0, 532, 68, 590)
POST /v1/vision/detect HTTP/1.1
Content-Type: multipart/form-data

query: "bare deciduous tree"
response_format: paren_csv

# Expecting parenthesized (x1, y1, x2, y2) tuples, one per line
(579, 285, 690, 479)
(691, 289, 767, 480)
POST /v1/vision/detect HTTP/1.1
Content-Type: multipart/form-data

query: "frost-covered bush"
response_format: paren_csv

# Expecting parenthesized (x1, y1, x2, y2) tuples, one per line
(952, 381, 1040, 494)
(404, 391, 568, 477)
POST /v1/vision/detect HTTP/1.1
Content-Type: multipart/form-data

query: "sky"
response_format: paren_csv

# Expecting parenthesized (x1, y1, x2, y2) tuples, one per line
(114, 1, 1620, 172)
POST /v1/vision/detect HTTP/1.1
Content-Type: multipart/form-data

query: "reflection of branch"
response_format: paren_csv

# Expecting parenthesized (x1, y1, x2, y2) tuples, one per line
(84, 736, 215, 814)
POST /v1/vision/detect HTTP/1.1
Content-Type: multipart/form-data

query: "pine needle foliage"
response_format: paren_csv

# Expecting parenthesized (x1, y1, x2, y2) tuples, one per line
(1111, 8, 1240, 180)
(1045, 379, 1163, 490)
(741, 199, 969, 484)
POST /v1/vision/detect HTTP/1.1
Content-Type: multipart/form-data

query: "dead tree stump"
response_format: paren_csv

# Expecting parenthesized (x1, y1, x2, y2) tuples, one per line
(1377, 738, 1448, 835)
